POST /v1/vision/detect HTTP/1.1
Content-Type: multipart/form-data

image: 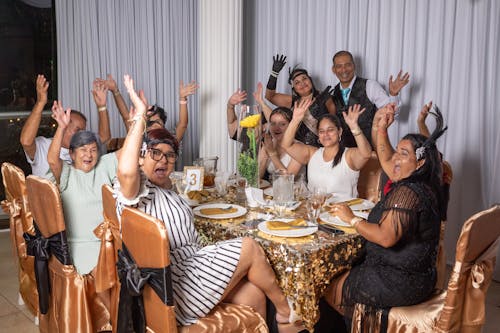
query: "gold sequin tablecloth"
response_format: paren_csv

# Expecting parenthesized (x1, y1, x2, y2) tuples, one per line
(194, 207, 364, 331)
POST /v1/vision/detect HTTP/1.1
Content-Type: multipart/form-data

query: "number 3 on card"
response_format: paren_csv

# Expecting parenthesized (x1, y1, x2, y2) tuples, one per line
(183, 166, 204, 191)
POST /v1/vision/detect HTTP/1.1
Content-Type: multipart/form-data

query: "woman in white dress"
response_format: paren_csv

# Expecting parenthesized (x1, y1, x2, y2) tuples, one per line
(116, 75, 300, 330)
(281, 98, 372, 198)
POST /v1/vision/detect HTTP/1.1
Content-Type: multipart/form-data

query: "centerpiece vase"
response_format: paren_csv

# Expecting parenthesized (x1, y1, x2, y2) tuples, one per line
(236, 104, 261, 188)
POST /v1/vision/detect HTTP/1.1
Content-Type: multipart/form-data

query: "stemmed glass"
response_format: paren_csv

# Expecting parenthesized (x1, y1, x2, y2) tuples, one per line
(307, 187, 327, 223)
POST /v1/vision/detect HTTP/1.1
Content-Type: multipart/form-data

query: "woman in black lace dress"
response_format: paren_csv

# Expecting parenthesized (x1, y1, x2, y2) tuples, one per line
(323, 103, 447, 327)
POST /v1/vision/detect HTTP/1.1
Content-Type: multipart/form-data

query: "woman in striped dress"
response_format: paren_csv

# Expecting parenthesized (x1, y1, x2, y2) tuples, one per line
(115, 75, 300, 330)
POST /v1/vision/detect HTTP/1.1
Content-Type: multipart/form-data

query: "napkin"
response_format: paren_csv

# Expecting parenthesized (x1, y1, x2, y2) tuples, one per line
(245, 187, 267, 207)
(330, 198, 364, 207)
(266, 218, 307, 230)
(199, 207, 238, 215)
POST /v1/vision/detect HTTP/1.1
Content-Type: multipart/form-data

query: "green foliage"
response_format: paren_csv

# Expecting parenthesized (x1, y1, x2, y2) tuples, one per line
(237, 128, 259, 187)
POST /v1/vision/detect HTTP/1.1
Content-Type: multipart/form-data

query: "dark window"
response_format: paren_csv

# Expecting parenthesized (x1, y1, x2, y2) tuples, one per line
(0, 0, 57, 111)
(0, 0, 57, 202)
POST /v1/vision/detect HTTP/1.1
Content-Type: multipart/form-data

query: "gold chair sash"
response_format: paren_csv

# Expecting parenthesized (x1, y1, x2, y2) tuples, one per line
(436, 237, 499, 332)
(93, 219, 121, 293)
(179, 303, 268, 333)
(2, 198, 22, 257)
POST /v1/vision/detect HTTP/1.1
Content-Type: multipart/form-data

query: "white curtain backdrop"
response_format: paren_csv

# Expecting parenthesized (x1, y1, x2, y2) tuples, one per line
(53, 0, 500, 278)
(241, 0, 500, 278)
(55, 0, 199, 167)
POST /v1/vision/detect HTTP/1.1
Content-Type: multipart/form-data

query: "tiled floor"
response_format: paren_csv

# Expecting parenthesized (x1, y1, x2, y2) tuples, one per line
(1, 229, 499, 332)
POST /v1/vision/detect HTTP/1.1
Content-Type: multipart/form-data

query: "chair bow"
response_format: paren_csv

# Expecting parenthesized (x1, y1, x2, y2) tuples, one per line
(471, 264, 485, 289)
(1, 198, 21, 217)
(24, 226, 72, 314)
(116, 244, 173, 333)
(2, 198, 23, 257)
(93, 220, 121, 292)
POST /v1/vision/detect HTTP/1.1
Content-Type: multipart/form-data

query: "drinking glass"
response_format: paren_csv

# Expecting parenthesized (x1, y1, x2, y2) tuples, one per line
(214, 176, 227, 197)
(306, 196, 323, 224)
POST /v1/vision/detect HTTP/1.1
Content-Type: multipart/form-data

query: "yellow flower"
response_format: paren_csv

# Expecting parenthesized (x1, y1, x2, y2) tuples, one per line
(239, 114, 261, 128)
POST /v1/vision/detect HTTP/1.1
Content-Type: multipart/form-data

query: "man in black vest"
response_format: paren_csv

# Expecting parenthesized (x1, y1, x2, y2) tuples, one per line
(331, 50, 409, 147)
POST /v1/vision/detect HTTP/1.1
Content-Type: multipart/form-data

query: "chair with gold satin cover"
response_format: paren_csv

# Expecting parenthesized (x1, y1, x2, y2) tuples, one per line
(94, 184, 122, 333)
(357, 151, 383, 203)
(352, 204, 500, 333)
(25, 175, 110, 333)
(1, 162, 39, 319)
(119, 206, 269, 333)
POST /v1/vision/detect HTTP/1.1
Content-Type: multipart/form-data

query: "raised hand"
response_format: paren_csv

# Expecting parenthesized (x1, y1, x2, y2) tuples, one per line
(102, 74, 118, 92)
(313, 85, 334, 107)
(179, 80, 199, 100)
(228, 89, 247, 106)
(292, 96, 313, 121)
(252, 82, 264, 105)
(389, 70, 410, 96)
(418, 101, 433, 124)
(51, 100, 71, 129)
(343, 104, 366, 129)
(263, 131, 275, 154)
(123, 75, 146, 116)
(35, 74, 49, 103)
(92, 79, 108, 107)
(374, 103, 397, 129)
(272, 54, 287, 74)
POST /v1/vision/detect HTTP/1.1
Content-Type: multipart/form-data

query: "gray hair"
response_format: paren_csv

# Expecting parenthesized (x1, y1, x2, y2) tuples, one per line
(69, 130, 106, 155)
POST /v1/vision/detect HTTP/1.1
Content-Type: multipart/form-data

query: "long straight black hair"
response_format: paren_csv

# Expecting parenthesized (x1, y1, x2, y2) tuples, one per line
(317, 114, 345, 168)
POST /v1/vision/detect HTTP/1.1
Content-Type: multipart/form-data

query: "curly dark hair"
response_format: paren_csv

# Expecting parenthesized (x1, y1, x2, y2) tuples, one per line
(401, 133, 447, 220)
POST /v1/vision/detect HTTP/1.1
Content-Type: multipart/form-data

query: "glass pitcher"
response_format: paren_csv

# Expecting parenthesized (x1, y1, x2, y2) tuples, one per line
(272, 169, 294, 216)
(194, 156, 219, 187)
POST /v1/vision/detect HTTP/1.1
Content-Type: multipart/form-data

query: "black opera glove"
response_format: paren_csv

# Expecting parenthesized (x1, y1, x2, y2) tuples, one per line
(267, 54, 287, 90)
(309, 86, 333, 118)
(272, 54, 287, 74)
(314, 86, 333, 107)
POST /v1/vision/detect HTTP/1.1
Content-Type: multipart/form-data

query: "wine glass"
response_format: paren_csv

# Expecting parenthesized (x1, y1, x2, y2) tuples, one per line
(307, 195, 323, 224)
(311, 187, 327, 206)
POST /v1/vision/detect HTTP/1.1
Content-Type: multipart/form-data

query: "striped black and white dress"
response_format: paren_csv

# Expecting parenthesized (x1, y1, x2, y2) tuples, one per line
(114, 177, 242, 325)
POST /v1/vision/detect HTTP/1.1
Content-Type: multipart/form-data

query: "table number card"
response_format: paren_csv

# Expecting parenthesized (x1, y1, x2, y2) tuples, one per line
(184, 166, 204, 191)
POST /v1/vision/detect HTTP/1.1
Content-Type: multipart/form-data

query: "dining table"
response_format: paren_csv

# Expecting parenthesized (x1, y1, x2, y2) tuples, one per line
(191, 188, 366, 332)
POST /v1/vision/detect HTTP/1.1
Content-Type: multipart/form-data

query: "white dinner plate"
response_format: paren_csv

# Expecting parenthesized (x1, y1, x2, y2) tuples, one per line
(193, 203, 247, 219)
(319, 211, 369, 227)
(258, 219, 318, 238)
(326, 197, 375, 211)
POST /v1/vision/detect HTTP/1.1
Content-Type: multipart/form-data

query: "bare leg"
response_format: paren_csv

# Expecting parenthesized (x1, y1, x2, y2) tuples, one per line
(223, 279, 266, 318)
(324, 270, 350, 315)
(221, 237, 290, 322)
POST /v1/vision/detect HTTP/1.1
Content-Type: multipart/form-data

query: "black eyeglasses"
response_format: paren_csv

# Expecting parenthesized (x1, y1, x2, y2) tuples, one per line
(148, 148, 177, 163)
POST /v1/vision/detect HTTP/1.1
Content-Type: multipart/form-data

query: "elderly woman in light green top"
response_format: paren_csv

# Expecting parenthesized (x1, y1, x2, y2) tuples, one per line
(47, 101, 121, 274)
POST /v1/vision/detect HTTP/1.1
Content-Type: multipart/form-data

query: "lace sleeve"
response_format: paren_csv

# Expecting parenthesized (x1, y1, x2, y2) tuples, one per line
(381, 185, 420, 238)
